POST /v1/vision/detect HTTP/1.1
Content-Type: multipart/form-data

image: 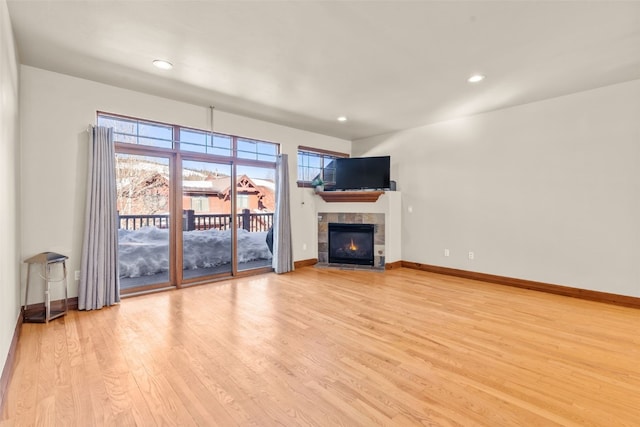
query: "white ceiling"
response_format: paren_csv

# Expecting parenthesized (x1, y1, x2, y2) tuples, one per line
(7, 1, 640, 140)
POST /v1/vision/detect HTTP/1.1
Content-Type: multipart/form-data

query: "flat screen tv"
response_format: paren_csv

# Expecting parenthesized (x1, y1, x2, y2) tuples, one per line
(334, 156, 390, 190)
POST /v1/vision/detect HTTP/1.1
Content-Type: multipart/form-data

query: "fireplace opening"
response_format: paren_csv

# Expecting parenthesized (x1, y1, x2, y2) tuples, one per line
(328, 223, 375, 266)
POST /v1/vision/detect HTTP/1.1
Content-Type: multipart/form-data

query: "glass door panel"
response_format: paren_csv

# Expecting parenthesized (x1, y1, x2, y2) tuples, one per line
(115, 153, 171, 292)
(181, 160, 233, 281)
(236, 165, 275, 272)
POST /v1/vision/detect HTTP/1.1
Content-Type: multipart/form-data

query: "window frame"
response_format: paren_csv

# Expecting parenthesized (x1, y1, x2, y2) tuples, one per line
(98, 111, 280, 289)
(191, 195, 210, 213)
(97, 111, 280, 165)
(297, 145, 349, 188)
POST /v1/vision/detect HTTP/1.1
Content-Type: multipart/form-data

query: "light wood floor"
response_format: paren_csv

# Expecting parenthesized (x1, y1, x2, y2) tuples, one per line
(1, 267, 639, 426)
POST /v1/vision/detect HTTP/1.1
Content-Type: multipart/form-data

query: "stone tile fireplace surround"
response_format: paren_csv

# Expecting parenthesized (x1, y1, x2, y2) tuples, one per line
(318, 212, 385, 267)
(315, 191, 401, 269)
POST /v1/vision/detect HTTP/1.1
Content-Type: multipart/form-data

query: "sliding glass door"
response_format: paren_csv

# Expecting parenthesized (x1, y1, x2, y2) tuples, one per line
(236, 165, 274, 272)
(103, 112, 278, 293)
(115, 153, 172, 292)
(181, 159, 233, 282)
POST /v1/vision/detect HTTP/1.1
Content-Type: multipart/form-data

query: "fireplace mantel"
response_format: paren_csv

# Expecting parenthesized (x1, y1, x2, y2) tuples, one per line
(316, 190, 385, 203)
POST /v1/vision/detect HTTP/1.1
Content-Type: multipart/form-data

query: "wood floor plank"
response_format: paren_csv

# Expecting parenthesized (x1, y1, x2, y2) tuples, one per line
(2, 267, 639, 426)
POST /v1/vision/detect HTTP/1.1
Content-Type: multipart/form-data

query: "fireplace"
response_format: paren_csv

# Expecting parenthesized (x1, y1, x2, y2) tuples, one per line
(328, 223, 375, 266)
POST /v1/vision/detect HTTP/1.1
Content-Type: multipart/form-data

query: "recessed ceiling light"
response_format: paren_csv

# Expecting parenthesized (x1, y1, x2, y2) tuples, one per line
(153, 59, 173, 70)
(337, 116, 348, 122)
(467, 74, 485, 83)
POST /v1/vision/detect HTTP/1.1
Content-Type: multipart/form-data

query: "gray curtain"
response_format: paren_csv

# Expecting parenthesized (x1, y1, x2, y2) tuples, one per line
(79, 126, 120, 310)
(272, 154, 294, 274)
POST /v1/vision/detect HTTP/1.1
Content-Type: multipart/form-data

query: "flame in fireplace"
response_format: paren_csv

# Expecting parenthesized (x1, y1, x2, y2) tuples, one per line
(349, 238, 358, 251)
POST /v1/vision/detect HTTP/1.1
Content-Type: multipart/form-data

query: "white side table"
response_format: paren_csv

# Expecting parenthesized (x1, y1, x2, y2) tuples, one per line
(23, 252, 69, 323)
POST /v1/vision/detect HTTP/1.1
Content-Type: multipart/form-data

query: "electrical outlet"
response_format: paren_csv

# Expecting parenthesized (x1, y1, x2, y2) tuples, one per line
(444, 249, 450, 257)
(302, 243, 307, 251)
(75, 270, 80, 280)
(468, 251, 474, 260)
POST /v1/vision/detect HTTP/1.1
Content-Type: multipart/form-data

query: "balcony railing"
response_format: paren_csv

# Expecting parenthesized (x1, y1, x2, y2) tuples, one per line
(118, 209, 273, 233)
(119, 214, 169, 230)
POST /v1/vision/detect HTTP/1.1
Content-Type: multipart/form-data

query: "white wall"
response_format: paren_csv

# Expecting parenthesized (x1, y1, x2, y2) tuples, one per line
(20, 65, 350, 299)
(19, 65, 640, 301)
(0, 0, 21, 377)
(354, 79, 640, 297)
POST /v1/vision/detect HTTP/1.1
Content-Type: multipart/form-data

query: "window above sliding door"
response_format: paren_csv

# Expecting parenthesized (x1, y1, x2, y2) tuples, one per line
(98, 113, 279, 160)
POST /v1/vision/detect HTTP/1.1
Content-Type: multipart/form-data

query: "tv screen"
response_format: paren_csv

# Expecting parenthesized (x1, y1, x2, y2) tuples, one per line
(334, 156, 390, 190)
